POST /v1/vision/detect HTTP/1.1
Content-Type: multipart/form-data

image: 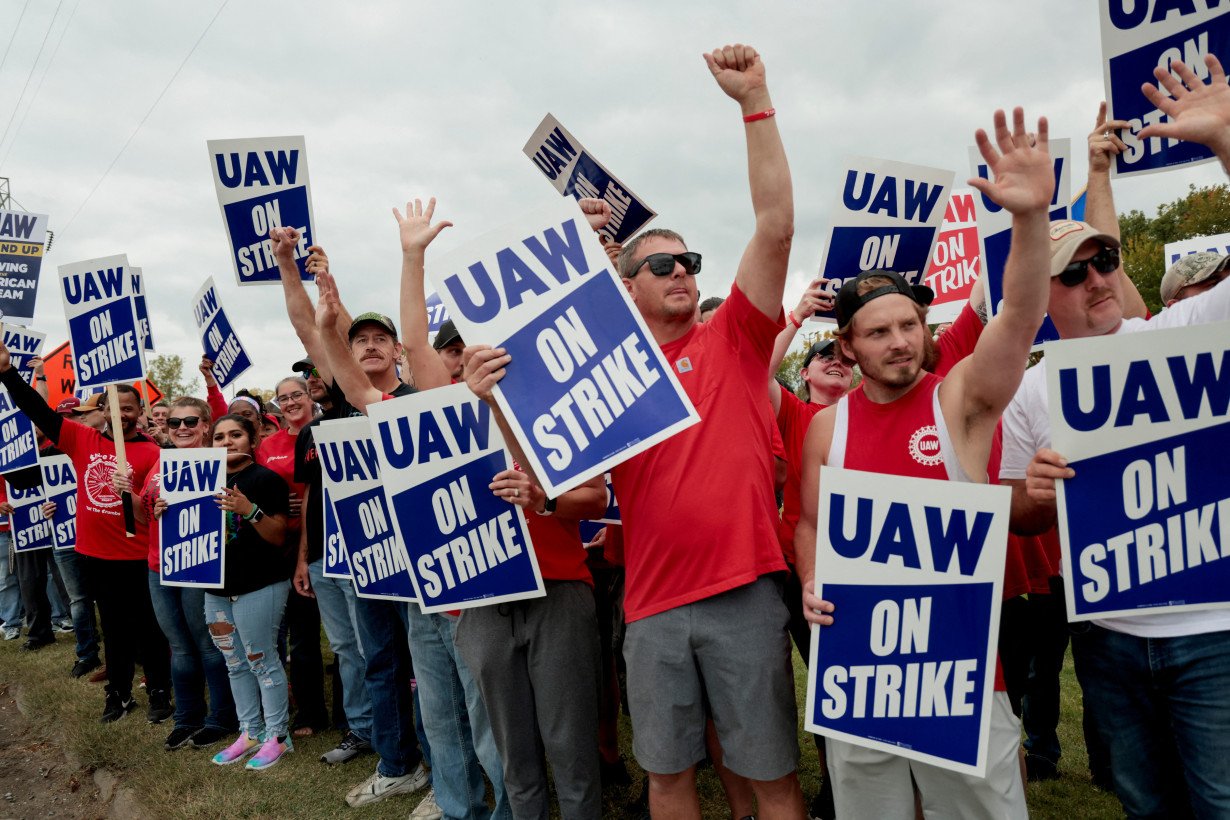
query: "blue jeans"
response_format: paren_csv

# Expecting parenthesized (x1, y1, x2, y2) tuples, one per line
(407, 607, 511, 820)
(1073, 624, 1230, 818)
(353, 597, 421, 777)
(0, 534, 21, 627)
(204, 582, 291, 741)
(307, 560, 372, 740)
(53, 547, 99, 662)
(148, 572, 237, 732)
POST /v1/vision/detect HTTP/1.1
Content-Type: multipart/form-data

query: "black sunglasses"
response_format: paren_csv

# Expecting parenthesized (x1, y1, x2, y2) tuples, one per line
(167, 416, 202, 430)
(1057, 247, 1120, 287)
(628, 252, 702, 278)
(298, 368, 319, 379)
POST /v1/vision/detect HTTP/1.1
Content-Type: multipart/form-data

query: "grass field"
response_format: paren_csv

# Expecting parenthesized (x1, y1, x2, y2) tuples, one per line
(0, 633, 1123, 819)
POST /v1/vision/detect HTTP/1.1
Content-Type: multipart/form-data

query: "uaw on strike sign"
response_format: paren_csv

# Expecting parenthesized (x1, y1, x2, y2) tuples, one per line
(1049, 321, 1230, 620)
(805, 468, 1008, 776)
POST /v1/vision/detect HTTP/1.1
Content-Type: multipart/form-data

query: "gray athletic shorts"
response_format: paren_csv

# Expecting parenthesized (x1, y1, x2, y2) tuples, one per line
(623, 574, 799, 780)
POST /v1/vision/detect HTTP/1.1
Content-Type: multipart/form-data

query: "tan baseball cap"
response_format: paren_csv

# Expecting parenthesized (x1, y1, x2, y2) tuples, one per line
(1048, 220, 1120, 277)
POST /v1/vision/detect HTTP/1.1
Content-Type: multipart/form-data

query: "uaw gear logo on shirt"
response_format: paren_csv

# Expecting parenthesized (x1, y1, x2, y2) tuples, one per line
(908, 425, 942, 467)
(83, 454, 122, 510)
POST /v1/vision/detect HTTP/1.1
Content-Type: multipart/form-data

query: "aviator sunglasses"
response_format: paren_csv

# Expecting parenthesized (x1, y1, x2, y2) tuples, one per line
(1057, 247, 1120, 287)
(628, 251, 702, 278)
(167, 416, 202, 430)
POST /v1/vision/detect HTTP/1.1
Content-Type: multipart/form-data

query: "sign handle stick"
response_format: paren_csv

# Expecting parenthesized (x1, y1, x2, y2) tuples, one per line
(107, 386, 136, 537)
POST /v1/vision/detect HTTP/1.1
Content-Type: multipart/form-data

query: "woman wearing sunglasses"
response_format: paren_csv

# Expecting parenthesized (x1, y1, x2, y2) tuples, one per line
(199, 413, 293, 770)
(115, 398, 239, 751)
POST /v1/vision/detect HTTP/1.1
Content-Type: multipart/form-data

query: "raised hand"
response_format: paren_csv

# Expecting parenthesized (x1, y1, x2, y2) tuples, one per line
(314, 270, 342, 330)
(1089, 102, 1131, 174)
(968, 108, 1055, 215)
(703, 44, 770, 110)
(269, 226, 302, 264)
(1139, 54, 1230, 156)
(199, 356, 218, 387)
(578, 198, 611, 233)
(393, 197, 453, 255)
(462, 344, 510, 404)
(792, 278, 835, 322)
(306, 245, 329, 278)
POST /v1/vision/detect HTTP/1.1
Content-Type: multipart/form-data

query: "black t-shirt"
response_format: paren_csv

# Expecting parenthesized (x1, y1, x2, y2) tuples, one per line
(294, 380, 415, 564)
(218, 461, 292, 597)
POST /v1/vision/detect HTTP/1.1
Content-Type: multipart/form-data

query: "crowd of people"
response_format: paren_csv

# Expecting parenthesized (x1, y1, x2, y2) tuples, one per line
(2, 43, 1230, 820)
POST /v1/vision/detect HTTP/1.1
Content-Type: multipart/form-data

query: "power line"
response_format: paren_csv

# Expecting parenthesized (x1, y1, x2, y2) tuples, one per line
(0, 0, 63, 154)
(0, 0, 81, 168)
(60, 0, 230, 237)
(0, 0, 32, 82)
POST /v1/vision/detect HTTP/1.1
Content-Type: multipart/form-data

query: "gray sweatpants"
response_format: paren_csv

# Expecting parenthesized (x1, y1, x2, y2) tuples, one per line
(454, 581, 601, 820)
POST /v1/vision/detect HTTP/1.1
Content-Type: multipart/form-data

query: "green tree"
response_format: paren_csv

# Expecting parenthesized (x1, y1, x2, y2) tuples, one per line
(1119, 183, 1230, 316)
(146, 354, 200, 400)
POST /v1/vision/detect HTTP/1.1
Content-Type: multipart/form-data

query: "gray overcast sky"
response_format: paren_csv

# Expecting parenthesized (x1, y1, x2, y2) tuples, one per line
(1, 0, 1226, 395)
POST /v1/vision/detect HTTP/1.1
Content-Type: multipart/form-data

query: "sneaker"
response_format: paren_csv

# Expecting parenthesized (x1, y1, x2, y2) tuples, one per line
(147, 689, 173, 724)
(2, 625, 19, 640)
(320, 731, 372, 765)
(88, 665, 108, 684)
(54, 620, 74, 634)
(100, 693, 137, 723)
(409, 787, 443, 820)
(189, 726, 233, 748)
(164, 726, 200, 751)
(345, 762, 430, 807)
(211, 732, 261, 766)
(71, 657, 102, 679)
(245, 736, 292, 771)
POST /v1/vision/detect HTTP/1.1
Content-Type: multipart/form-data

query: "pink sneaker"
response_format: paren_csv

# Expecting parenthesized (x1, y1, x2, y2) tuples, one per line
(211, 732, 260, 766)
(245, 736, 292, 771)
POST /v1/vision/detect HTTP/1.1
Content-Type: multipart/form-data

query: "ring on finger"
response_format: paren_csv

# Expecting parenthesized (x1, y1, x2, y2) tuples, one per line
(514, 488, 520, 498)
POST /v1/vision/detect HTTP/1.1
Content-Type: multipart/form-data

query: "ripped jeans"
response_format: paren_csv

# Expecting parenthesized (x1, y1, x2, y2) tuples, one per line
(204, 581, 291, 741)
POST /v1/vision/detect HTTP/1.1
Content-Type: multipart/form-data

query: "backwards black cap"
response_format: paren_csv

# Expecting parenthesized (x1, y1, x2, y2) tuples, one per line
(834, 271, 934, 329)
(803, 338, 839, 368)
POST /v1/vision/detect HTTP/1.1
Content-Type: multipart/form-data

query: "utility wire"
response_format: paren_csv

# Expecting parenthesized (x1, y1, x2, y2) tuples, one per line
(59, 0, 229, 236)
(0, 0, 63, 155)
(0, 0, 81, 168)
(0, 0, 32, 83)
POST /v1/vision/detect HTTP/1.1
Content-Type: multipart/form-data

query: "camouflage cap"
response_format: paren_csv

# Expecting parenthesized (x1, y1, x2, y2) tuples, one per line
(1160, 251, 1230, 304)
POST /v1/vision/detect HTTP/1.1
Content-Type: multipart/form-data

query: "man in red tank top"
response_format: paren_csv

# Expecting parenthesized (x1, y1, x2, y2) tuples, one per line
(794, 107, 1056, 820)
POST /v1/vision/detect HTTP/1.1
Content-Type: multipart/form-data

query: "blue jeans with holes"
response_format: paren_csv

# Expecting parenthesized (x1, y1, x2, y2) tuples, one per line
(148, 571, 237, 732)
(407, 606, 511, 820)
(1073, 624, 1230, 819)
(204, 581, 291, 741)
(307, 559, 372, 741)
(53, 547, 98, 662)
(0, 534, 21, 628)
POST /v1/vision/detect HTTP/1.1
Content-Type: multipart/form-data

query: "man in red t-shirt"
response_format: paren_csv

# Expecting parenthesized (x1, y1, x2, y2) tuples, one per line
(795, 108, 1054, 819)
(0, 346, 167, 724)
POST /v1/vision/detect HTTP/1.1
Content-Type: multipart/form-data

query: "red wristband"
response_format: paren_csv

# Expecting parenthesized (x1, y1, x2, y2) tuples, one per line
(788, 311, 803, 329)
(743, 108, 775, 123)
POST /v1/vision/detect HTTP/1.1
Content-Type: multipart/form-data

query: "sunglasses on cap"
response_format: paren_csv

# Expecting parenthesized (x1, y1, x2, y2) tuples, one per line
(628, 252, 702, 278)
(167, 416, 203, 430)
(1057, 247, 1120, 288)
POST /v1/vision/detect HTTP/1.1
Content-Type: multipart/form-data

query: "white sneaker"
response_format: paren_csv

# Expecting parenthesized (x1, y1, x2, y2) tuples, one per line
(409, 787, 443, 820)
(344, 762, 430, 807)
(2, 626, 20, 640)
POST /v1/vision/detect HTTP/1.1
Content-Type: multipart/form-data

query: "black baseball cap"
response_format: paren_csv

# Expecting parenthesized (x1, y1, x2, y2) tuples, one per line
(834, 271, 934, 330)
(432, 319, 463, 350)
(348, 312, 398, 341)
(292, 354, 313, 373)
(803, 338, 840, 368)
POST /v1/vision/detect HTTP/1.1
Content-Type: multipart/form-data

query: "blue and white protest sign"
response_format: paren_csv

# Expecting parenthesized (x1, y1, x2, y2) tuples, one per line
(208, 136, 315, 285)
(1164, 231, 1230, 267)
(524, 114, 656, 245)
(368, 384, 544, 613)
(321, 486, 351, 579)
(804, 468, 1009, 776)
(192, 276, 252, 389)
(130, 266, 154, 352)
(158, 449, 226, 587)
(0, 209, 49, 326)
(1048, 321, 1230, 621)
(970, 138, 1071, 348)
(428, 198, 699, 497)
(40, 454, 77, 551)
(425, 292, 450, 337)
(58, 255, 145, 388)
(1101, 3, 1230, 177)
(0, 381, 39, 474)
(315, 417, 418, 603)
(813, 157, 954, 322)
(2, 326, 46, 384)
(594, 472, 620, 524)
(9, 481, 52, 552)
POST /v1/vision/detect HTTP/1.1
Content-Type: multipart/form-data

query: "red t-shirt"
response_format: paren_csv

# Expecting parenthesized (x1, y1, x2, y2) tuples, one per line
(526, 512, 592, 585)
(141, 465, 162, 571)
(58, 421, 161, 561)
(776, 388, 826, 566)
(611, 284, 786, 623)
(206, 384, 228, 424)
(257, 429, 305, 530)
(0, 478, 9, 533)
